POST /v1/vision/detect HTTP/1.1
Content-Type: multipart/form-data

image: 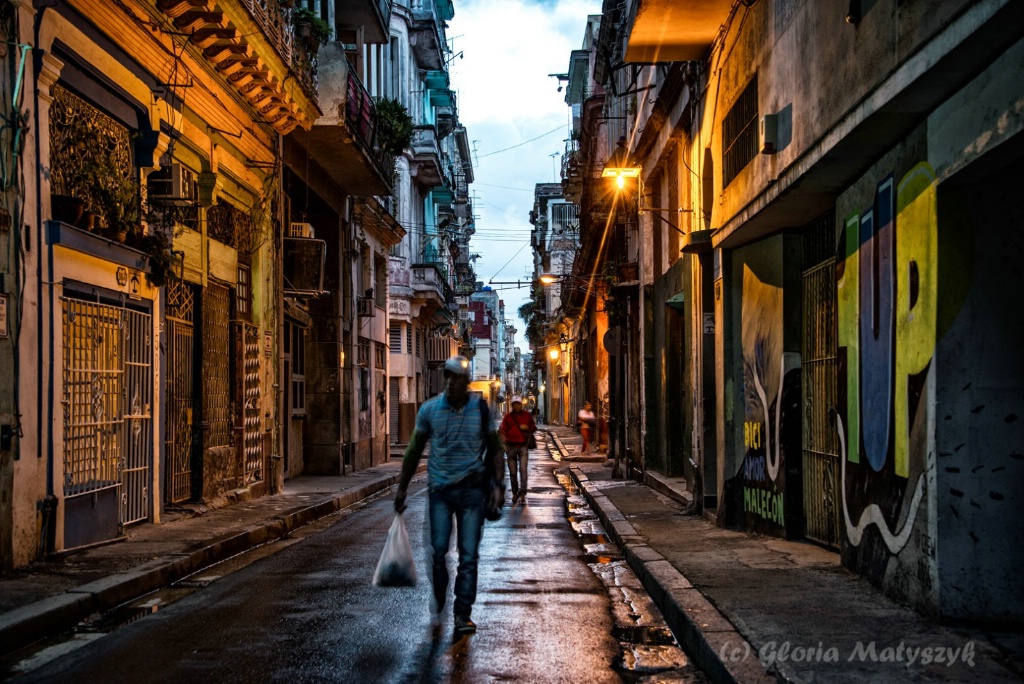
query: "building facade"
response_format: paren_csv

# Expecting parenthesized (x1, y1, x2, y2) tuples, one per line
(0, 0, 475, 570)
(554, 0, 1024, 619)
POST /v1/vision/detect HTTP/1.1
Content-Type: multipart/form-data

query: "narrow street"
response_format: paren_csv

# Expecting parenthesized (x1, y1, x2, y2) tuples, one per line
(4, 439, 702, 683)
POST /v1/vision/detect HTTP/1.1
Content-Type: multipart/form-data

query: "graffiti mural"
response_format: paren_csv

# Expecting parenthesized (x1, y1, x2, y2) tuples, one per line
(725, 262, 801, 535)
(837, 163, 936, 575)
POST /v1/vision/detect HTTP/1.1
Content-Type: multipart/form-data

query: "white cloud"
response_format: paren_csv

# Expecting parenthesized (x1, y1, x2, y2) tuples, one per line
(446, 0, 601, 348)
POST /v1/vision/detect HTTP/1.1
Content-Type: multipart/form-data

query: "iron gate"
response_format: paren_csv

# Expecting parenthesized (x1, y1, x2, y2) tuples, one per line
(166, 280, 195, 503)
(802, 218, 840, 549)
(61, 296, 152, 541)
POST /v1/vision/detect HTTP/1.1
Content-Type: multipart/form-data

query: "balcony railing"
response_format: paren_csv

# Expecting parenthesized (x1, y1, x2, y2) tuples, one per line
(345, 67, 395, 182)
(411, 262, 455, 306)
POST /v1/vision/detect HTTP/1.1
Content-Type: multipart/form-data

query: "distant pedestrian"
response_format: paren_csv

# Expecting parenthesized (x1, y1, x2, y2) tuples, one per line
(577, 402, 597, 455)
(394, 355, 505, 636)
(499, 395, 537, 504)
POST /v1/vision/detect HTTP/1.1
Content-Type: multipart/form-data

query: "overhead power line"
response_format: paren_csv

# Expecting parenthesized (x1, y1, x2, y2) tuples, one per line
(476, 124, 565, 159)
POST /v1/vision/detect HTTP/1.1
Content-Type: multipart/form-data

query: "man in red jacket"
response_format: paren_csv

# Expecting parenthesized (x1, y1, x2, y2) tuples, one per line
(498, 396, 537, 504)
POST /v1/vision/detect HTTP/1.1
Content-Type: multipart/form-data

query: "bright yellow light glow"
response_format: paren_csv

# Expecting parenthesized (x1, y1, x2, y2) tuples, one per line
(601, 166, 641, 179)
(539, 274, 558, 285)
(548, 348, 559, 360)
(616, 175, 625, 189)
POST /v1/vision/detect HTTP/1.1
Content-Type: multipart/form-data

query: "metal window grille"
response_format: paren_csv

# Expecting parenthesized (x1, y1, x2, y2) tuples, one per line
(166, 280, 195, 504)
(389, 327, 402, 352)
(801, 212, 840, 549)
(203, 284, 232, 450)
(237, 265, 251, 320)
(357, 336, 370, 366)
(406, 324, 412, 353)
(722, 74, 759, 188)
(61, 297, 152, 524)
(415, 329, 421, 357)
(359, 367, 370, 411)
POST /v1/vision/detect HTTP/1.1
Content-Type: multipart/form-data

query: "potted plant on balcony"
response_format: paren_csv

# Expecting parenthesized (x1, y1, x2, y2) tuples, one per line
(374, 97, 414, 156)
(291, 7, 332, 49)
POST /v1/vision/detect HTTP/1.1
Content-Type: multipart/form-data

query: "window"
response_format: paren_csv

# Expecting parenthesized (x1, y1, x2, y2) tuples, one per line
(375, 341, 387, 369)
(359, 368, 370, 411)
(415, 328, 421, 357)
(722, 74, 759, 188)
(291, 324, 305, 416)
(389, 326, 402, 353)
(375, 253, 387, 307)
(406, 324, 412, 355)
(236, 265, 251, 319)
(357, 336, 370, 366)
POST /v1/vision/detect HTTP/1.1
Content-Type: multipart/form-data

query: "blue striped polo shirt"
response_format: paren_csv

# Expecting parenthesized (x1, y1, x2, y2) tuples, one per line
(415, 392, 494, 490)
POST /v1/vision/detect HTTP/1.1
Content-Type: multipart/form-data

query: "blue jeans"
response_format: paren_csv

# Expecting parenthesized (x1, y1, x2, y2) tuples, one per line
(428, 478, 486, 617)
(506, 445, 529, 497)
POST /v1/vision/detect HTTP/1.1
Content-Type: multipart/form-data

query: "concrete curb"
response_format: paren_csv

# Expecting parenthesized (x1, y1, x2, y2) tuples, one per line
(569, 465, 775, 684)
(0, 467, 419, 657)
(543, 428, 569, 460)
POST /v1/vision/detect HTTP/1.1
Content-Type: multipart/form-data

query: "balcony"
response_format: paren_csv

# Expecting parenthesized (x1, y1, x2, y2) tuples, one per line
(623, 0, 734, 63)
(411, 262, 455, 313)
(409, 9, 445, 70)
(410, 125, 444, 187)
(290, 49, 394, 196)
(155, 0, 320, 134)
(335, 0, 394, 44)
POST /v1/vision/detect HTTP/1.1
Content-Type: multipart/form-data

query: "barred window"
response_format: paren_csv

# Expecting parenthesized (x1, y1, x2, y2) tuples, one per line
(406, 324, 412, 354)
(722, 74, 759, 188)
(236, 265, 251, 319)
(389, 326, 402, 353)
(291, 324, 305, 415)
(357, 337, 370, 366)
(415, 329, 421, 357)
(359, 367, 370, 411)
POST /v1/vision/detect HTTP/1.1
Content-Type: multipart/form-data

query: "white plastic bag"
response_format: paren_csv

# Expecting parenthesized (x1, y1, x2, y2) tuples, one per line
(373, 512, 417, 587)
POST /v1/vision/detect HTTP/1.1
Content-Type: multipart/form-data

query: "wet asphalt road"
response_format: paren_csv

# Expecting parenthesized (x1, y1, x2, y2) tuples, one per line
(8, 449, 630, 683)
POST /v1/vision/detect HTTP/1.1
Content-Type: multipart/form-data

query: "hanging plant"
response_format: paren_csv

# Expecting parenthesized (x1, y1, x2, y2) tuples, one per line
(374, 97, 414, 156)
(291, 7, 333, 49)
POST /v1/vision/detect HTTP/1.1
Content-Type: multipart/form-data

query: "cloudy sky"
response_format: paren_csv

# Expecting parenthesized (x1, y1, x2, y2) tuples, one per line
(446, 0, 601, 349)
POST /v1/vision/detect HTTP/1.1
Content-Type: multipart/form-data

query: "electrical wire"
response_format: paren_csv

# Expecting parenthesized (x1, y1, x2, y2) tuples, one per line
(475, 124, 566, 159)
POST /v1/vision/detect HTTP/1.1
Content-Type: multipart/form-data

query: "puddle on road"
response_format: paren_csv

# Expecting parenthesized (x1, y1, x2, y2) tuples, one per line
(555, 468, 708, 683)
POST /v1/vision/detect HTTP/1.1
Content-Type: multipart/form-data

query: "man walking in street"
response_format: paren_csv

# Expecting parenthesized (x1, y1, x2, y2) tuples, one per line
(498, 395, 537, 504)
(394, 355, 505, 636)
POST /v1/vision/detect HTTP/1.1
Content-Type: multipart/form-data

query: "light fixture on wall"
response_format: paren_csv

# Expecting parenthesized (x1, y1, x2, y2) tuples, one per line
(601, 137, 641, 189)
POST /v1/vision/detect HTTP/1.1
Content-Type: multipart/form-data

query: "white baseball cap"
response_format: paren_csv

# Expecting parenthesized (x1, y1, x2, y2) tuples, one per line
(511, 395, 523, 405)
(443, 355, 470, 376)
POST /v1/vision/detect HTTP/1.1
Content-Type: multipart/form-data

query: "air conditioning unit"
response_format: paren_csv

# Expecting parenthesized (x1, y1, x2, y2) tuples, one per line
(147, 163, 197, 203)
(760, 114, 778, 154)
(290, 222, 315, 238)
(357, 296, 376, 317)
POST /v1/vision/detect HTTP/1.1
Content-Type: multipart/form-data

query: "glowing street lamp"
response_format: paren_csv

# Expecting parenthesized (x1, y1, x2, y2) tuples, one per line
(601, 136, 641, 189)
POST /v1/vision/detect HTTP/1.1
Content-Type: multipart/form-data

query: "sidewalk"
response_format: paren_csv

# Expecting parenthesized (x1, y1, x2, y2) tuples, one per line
(542, 423, 1023, 683)
(0, 460, 422, 657)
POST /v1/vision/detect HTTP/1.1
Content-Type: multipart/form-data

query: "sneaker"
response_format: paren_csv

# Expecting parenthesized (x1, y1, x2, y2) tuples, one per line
(454, 614, 476, 635)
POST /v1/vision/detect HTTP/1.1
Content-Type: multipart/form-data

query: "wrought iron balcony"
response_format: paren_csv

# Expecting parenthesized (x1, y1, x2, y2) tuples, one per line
(335, 0, 394, 44)
(290, 50, 394, 196)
